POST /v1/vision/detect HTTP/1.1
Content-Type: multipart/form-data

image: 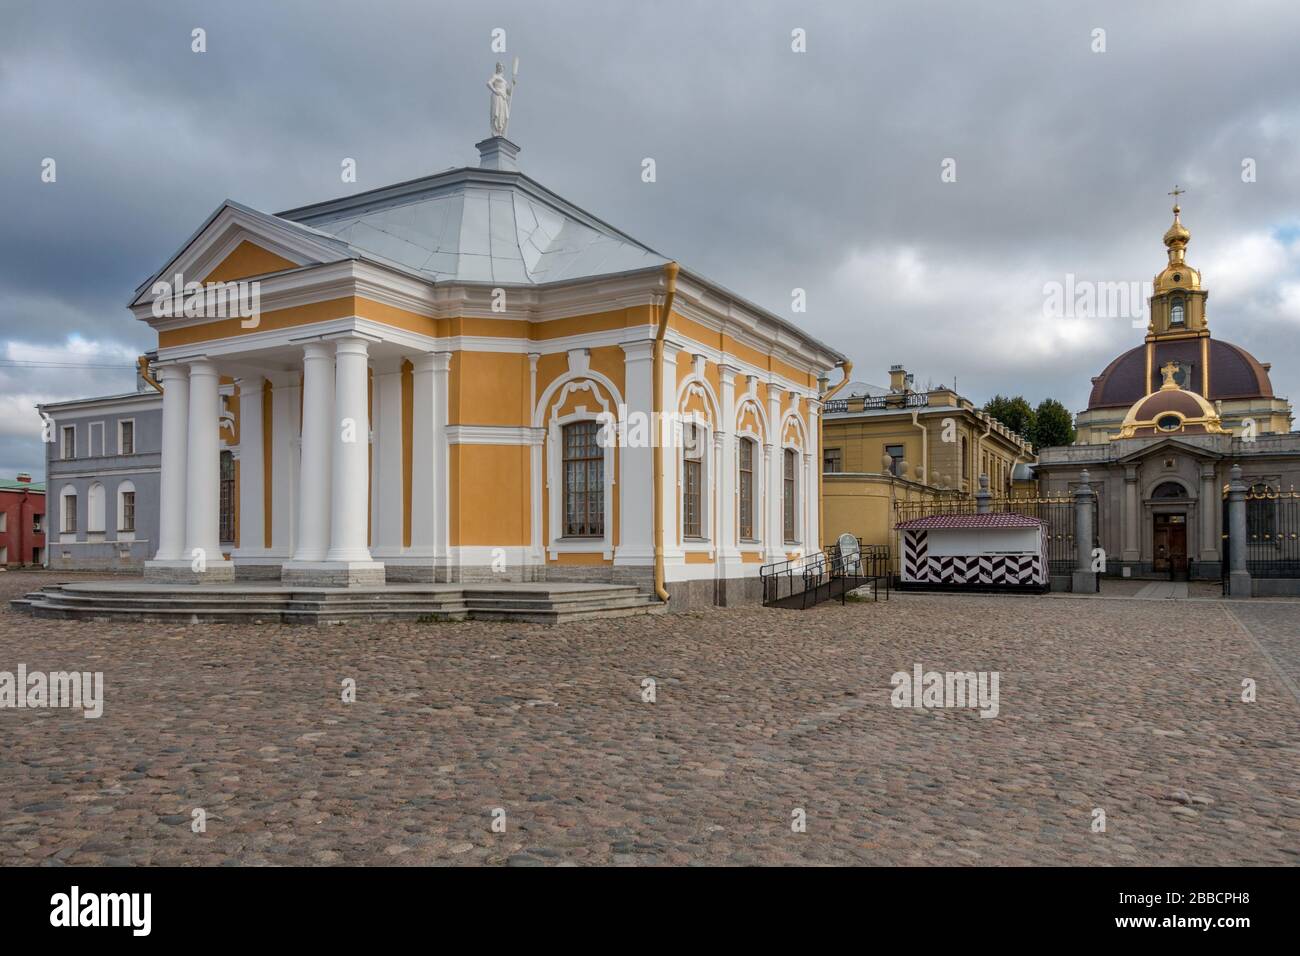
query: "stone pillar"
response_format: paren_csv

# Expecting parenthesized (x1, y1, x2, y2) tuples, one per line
(183, 359, 233, 580)
(267, 370, 300, 560)
(1071, 469, 1096, 594)
(324, 337, 382, 583)
(286, 342, 333, 567)
(370, 357, 405, 558)
(1227, 463, 1251, 598)
(232, 375, 266, 561)
(407, 352, 450, 580)
(1122, 465, 1140, 564)
(615, 341, 655, 567)
(148, 364, 189, 565)
(1199, 464, 1218, 564)
(975, 474, 992, 514)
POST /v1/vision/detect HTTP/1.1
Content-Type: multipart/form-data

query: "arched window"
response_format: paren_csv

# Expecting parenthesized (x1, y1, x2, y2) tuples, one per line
(561, 421, 603, 536)
(86, 482, 105, 534)
(783, 448, 798, 543)
(1170, 297, 1185, 326)
(60, 485, 78, 534)
(1152, 481, 1186, 499)
(738, 438, 755, 540)
(682, 423, 704, 538)
(117, 480, 137, 534)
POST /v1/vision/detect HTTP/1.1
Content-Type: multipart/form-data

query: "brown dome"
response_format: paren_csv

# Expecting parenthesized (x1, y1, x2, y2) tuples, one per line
(1087, 337, 1273, 409)
(1130, 389, 1209, 420)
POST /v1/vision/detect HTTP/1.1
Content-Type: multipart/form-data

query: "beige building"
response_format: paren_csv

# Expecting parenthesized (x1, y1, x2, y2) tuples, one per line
(822, 365, 1036, 552)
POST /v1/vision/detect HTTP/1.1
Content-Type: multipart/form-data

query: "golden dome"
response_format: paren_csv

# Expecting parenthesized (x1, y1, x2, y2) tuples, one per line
(1153, 196, 1201, 293)
(1112, 361, 1227, 438)
(1163, 205, 1190, 247)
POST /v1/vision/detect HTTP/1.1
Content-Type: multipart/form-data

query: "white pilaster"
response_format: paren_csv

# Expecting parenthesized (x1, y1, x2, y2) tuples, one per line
(660, 342, 682, 563)
(806, 398, 821, 552)
(149, 364, 189, 563)
(716, 364, 740, 574)
(371, 357, 405, 558)
(232, 375, 266, 558)
(184, 359, 232, 577)
(615, 340, 655, 564)
(408, 352, 450, 571)
(765, 384, 786, 562)
(1200, 464, 1218, 561)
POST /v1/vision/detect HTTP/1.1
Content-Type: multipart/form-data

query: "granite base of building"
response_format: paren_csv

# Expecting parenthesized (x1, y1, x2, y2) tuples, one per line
(143, 559, 236, 583)
(281, 561, 386, 587)
(1253, 577, 1300, 596)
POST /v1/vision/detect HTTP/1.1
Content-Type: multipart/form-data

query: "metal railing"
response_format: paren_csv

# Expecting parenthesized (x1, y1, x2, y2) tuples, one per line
(759, 541, 892, 609)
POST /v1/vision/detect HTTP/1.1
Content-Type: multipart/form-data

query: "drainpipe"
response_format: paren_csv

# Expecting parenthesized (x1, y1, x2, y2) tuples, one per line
(817, 360, 852, 553)
(973, 413, 993, 495)
(909, 408, 928, 487)
(652, 262, 680, 603)
(137, 355, 162, 394)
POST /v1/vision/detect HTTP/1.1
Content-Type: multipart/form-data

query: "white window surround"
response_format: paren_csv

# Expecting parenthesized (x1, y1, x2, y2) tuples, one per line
(735, 428, 765, 548)
(59, 484, 77, 537)
(89, 421, 105, 458)
(117, 479, 137, 540)
(779, 410, 810, 549)
(678, 415, 714, 552)
(117, 418, 136, 456)
(86, 481, 106, 536)
(61, 425, 76, 461)
(539, 375, 621, 559)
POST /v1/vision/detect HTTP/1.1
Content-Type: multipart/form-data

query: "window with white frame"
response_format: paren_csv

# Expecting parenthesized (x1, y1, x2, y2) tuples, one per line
(682, 422, 705, 538)
(561, 421, 603, 537)
(61, 487, 78, 534)
(61, 425, 75, 460)
(118, 480, 136, 533)
(783, 448, 797, 544)
(738, 437, 755, 539)
(87, 482, 105, 534)
(118, 419, 135, 456)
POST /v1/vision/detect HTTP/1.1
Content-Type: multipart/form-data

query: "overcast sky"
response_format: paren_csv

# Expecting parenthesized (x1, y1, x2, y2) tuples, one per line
(2, 0, 1298, 479)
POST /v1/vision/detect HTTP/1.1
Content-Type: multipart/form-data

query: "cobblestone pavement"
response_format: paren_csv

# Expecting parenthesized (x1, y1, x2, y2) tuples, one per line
(1, 571, 1297, 866)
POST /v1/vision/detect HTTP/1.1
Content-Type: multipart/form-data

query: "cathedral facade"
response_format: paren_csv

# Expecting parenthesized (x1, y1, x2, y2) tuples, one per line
(1035, 200, 1299, 582)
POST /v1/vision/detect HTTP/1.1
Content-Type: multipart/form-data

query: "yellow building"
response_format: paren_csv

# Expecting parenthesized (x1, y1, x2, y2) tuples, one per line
(133, 132, 846, 609)
(822, 365, 1036, 551)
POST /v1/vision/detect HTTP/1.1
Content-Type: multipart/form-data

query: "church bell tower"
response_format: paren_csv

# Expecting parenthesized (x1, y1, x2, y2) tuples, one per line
(1147, 187, 1209, 340)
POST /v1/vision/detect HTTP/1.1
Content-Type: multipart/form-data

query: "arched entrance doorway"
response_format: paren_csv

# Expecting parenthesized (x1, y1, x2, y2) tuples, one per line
(1150, 481, 1190, 578)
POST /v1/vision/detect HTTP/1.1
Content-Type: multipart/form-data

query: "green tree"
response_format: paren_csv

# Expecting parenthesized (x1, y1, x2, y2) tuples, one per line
(1031, 398, 1076, 448)
(982, 394, 1036, 439)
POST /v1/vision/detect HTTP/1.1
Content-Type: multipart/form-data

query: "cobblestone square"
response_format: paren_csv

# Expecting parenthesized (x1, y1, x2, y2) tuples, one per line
(1, 571, 1297, 866)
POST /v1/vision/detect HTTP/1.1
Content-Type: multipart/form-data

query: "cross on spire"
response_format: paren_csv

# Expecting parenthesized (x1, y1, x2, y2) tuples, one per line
(1168, 184, 1185, 213)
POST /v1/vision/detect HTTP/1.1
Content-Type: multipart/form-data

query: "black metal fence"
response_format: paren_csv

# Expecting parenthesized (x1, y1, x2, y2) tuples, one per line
(1245, 487, 1300, 578)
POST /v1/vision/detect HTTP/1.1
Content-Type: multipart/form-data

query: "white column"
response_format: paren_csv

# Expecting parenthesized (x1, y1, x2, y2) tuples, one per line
(233, 375, 266, 556)
(410, 352, 450, 569)
(1122, 465, 1140, 563)
(150, 364, 190, 562)
(326, 337, 376, 563)
(267, 370, 300, 558)
(716, 364, 739, 573)
(616, 340, 655, 563)
(371, 357, 405, 557)
(183, 359, 231, 574)
(290, 342, 333, 563)
(765, 384, 785, 561)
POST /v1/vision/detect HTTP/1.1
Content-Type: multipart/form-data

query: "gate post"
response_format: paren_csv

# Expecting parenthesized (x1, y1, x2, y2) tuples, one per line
(1071, 469, 1096, 594)
(975, 474, 992, 514)
(1227, 464, 1252, 599)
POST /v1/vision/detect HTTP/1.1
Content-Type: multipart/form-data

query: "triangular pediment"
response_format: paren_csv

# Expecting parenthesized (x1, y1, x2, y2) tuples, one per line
(1115, 436, 1225, 464)
(129, 200, 355, 310)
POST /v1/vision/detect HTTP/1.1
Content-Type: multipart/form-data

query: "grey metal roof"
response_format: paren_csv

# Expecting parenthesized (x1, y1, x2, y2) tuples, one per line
(278, 168, 668, 286)
(843, 380, 889, 398)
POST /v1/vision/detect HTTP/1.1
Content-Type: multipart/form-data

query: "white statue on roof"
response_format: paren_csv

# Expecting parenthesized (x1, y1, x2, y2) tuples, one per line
(488, 59, 518, 138)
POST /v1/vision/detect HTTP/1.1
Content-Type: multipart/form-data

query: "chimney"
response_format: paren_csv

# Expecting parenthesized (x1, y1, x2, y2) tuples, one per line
(889, 364, 909, 393)
(16, 473, 31, 483)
